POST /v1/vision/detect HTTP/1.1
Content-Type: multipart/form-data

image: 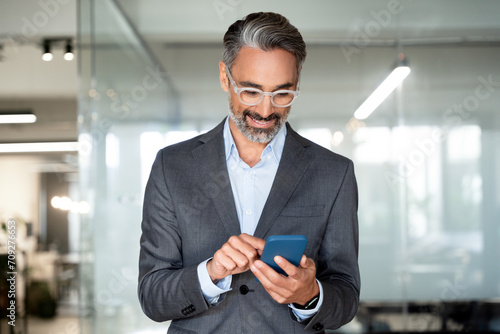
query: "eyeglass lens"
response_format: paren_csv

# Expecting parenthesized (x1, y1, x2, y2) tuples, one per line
(239, 89, 294, 106)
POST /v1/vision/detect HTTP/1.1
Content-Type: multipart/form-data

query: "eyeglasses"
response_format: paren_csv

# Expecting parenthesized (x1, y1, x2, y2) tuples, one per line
(226, 68, 300, 108)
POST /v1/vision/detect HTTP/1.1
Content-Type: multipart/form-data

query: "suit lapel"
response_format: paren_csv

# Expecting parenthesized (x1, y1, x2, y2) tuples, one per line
(192, 119, 241, 237)
(254, 124, 314, 239)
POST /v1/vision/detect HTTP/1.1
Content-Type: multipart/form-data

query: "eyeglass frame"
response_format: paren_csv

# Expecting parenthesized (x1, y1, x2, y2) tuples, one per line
(225, 66, 300, 108)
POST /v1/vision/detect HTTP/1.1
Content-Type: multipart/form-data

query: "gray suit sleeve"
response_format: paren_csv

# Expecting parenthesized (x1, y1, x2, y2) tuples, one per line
(304, 159, 361, 331)
(137, 150, 210, 322)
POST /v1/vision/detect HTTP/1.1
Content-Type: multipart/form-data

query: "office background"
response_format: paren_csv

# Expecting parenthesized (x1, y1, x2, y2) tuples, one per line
(0, 0, 499, 333)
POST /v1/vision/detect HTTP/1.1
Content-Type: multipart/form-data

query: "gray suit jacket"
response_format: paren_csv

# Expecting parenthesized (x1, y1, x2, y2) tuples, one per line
(138, 119, 360, 333)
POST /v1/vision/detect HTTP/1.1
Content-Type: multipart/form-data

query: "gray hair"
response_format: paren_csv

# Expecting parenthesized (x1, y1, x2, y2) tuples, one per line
(222, 12, 307, 74)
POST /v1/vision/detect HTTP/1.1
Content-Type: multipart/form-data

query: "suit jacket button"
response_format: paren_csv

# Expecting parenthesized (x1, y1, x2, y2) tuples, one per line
(181, 304, 196, 316)
(312, 323, 324, 331)
(239, 285, 250, 295)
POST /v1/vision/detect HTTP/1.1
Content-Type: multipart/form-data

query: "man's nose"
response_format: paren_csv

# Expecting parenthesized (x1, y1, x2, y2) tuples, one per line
(255, 94, 274, 118)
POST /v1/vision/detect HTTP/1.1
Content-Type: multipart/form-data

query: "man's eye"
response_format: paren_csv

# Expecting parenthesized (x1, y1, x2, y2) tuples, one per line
(242, 91, 260, 97)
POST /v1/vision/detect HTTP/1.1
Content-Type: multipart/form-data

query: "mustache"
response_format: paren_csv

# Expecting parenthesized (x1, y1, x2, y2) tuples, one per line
(243, 110, 281, 122)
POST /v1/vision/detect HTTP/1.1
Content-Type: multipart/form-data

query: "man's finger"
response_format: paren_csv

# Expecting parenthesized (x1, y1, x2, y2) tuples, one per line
(300, 255, 308, 268)
(252, 259, 287, 284)
(213, 252, 237, 271)
(251, 260, 295, 303)
(227, 235, 261, 260)
(274, 256, 300, 278)
(239, 233, 266, 252)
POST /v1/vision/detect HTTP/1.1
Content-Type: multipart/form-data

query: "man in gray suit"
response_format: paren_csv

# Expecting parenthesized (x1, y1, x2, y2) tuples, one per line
(138, 12, 360, 333)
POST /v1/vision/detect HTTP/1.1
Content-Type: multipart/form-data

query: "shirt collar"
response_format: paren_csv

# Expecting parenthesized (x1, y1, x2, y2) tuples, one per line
(223, 117, 287, 164)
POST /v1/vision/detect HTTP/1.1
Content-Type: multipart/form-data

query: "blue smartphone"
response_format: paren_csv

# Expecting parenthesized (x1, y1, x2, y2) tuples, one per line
(259, 235, 308, 276)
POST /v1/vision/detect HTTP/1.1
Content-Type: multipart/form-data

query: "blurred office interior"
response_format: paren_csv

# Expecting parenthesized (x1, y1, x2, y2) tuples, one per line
(0, 0, 499, 333)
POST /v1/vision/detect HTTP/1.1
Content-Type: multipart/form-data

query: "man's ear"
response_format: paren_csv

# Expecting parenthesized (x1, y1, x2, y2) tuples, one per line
(219, 61, 229, 92)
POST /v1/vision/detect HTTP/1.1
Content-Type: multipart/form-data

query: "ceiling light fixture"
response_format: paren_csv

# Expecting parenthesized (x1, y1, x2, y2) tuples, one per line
(64, 39, 74, 61)
(0, 111, 37, 124)
(0, 142, 79, 153)
(41, 37, 75, 62)
(42, 40, 53, 61)
(354, 53, 411, 120)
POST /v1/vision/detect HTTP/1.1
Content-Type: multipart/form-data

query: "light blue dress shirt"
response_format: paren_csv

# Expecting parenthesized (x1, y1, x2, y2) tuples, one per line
(225, 119, 285, 235)
(196, 118, 322, 321)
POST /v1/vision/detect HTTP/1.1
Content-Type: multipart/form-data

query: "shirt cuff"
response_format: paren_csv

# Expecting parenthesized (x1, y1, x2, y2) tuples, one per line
(197, 258, 232, 304)
(289, 280, 324, 322)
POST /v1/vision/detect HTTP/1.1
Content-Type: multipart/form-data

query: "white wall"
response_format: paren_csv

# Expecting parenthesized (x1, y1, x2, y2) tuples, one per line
(0, 155, 41, 233)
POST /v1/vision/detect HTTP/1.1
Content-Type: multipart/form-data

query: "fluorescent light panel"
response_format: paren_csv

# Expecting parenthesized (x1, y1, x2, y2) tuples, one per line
(0, 142, 78, 153)
(354, 66, 411, 120)
(0, 114, 37, 124)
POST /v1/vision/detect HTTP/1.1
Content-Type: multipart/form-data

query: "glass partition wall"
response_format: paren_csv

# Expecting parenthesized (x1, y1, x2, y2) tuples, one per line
(78, 0, 176, 333)
(78, 1, 500, 333)
(298, 45, 500, 332)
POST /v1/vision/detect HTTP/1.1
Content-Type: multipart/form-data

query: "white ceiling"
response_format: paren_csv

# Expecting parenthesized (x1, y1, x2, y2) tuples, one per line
(0, 0, 78, 98)
(119, 0, 500, 43)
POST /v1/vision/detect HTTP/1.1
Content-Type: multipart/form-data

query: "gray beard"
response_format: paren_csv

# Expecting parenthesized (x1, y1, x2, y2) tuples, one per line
(228, 101, 288, 143)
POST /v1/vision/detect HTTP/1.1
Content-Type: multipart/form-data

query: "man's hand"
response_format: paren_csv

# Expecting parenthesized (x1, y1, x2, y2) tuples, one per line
(250, 255, 319, 306)
(207, 233, 265, 283)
